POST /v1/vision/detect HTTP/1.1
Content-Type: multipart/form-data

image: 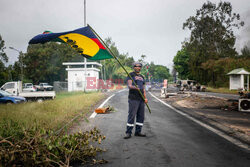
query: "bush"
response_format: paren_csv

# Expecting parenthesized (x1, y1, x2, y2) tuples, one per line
(0, 119, 25, 139)
(0, 127, 106, 166)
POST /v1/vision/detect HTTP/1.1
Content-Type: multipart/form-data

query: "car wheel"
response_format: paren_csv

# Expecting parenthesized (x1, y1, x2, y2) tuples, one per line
(37, 98, 43, 103)
(6, 101, 13, 105)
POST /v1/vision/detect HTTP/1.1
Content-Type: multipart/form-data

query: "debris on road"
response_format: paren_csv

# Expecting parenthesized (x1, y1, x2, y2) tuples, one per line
(95, 106, 115, 114)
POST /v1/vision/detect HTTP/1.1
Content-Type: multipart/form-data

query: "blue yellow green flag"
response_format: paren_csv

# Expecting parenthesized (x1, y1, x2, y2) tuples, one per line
(29, 25, 113, 60)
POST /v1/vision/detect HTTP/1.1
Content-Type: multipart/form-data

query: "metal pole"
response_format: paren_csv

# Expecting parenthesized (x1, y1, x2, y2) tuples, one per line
(101, 60, 104, 80)
(104, 60, 106, 81)
(84, 0, 86, 26)
(20, 52, 23, 82)
(83, 0, 87, 92)
(247, 75, 249, 91)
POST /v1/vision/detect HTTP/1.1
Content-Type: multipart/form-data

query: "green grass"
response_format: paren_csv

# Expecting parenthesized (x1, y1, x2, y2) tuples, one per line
(206, 87, 239, 94)
(0, 91, 105, 136)
(56, 91, 95, 99)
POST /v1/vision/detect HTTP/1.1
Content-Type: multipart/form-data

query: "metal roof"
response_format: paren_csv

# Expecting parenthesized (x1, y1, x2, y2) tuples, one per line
(227, 68, 250, 75)
(62, 62, 102, 67)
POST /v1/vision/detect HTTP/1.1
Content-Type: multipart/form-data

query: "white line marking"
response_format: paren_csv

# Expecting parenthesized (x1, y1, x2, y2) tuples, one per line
(117, 89, 126, 93)
(149, 92, 250, 151)
(89, 94, 115, 118)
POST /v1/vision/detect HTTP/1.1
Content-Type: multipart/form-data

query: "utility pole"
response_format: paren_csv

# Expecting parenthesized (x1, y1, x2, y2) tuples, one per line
(84, 0, 86, 26)
(84, 0, 87, 92)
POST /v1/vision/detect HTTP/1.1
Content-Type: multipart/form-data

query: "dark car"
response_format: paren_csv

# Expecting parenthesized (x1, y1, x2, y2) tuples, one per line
(0, 90, 26, 104)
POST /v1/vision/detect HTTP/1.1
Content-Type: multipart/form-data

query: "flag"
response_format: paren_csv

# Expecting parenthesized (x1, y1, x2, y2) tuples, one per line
(29, 26, 113, 60)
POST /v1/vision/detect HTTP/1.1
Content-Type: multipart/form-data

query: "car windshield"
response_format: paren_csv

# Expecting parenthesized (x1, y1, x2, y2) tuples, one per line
(25, 83, 32, 87)
(0, 90, 13, 96)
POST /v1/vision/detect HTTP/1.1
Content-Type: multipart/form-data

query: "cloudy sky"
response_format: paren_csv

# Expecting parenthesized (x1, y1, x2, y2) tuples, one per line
(0, 0, 249, 69)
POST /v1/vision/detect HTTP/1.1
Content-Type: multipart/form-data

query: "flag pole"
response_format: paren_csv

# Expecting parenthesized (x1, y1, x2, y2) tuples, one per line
(88, 24, 151, 114)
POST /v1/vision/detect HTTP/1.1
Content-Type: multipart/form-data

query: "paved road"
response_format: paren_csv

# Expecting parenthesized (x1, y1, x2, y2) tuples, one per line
(83, 90, 250, 167)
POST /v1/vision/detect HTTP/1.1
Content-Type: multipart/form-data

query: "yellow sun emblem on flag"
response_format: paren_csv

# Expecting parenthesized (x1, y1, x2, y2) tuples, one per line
(59, 33, 99, 57)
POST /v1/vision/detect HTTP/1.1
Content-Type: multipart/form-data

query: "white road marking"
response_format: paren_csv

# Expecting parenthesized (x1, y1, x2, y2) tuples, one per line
(149, 92, 250, 151)
(89, 94, 115, 118)
(117, 89, 127, 93)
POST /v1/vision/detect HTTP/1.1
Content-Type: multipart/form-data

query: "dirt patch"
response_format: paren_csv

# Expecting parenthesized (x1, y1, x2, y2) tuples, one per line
(152, 91, 250, 145)
(175, 95, 232, 109)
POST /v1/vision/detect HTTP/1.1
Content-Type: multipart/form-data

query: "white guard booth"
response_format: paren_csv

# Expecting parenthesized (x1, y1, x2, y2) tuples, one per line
(62, 62, 102, 92)
(227, 68, 249, 91)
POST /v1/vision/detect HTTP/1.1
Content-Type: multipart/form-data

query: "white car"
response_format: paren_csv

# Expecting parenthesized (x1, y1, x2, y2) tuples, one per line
(36, 83, 53, 91)
(23, 83, 36, 92)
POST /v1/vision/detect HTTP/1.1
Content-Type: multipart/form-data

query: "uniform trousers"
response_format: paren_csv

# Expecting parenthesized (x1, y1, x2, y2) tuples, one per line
(126, 99, 145, 134)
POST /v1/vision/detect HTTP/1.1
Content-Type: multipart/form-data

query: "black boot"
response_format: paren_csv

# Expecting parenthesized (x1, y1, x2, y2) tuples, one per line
(134, 132, 146, 137)
(124, 133, 132, 139)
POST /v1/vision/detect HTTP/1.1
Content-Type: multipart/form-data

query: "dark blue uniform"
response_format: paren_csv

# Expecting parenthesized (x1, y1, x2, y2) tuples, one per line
(126, 72, 145, 134)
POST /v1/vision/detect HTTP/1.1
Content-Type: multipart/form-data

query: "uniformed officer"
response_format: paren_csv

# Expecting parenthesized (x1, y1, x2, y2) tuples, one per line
(124, 62, 148, 139)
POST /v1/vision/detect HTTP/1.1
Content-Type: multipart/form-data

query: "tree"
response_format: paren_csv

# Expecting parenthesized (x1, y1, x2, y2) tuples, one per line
(138, 54, 147, 65)
(0, 35, 8, 86)
(138, 55, 148, 78)
(0, 35, 8, 63)
(173, 48, 190, 79)
(153, 65, 171, 81)
(183, 1, 244, 85)
(102, 38, 134, 80)
(201, 57, 250, 87)
(147, 61, 171, 82)
(113, 66, 133, 80)
(10, 62, 21, 81)
(240, 45, 250, 58)
(24, 42, 83, 84)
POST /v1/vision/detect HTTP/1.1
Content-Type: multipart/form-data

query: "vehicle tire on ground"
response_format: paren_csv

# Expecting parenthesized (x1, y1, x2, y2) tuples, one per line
(37, 98, 44, 103)
(6, 101, 13, 105)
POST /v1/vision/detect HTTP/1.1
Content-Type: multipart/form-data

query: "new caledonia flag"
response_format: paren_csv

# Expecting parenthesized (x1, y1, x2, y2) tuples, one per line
(29, 25, 113, 60)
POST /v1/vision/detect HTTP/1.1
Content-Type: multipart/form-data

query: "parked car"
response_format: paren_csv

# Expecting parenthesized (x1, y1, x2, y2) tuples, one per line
(35, 83, 53, 91)
(23, 83, 36, 92)
(0, 90, 26, 104)
(1, 81, 56, 101)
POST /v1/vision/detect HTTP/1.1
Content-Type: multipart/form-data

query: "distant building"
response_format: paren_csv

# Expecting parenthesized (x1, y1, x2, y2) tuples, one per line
(62, 62, 101, 92)
(227, 68, 249, 91)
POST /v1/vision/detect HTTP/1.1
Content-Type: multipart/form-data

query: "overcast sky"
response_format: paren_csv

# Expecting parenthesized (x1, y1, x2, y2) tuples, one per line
(0, 0, 249, 69)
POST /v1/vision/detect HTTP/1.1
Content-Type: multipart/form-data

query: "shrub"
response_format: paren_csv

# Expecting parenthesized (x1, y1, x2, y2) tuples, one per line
(0, 127, 106, 166)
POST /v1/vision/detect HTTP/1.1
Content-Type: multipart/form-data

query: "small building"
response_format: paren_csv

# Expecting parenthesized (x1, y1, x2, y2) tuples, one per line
(62, 62, 102, 92)
(227, 68, 249, 91)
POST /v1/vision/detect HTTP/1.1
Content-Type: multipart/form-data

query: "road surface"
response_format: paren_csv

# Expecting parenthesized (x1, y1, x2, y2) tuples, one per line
(82, 90, 250, 167)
